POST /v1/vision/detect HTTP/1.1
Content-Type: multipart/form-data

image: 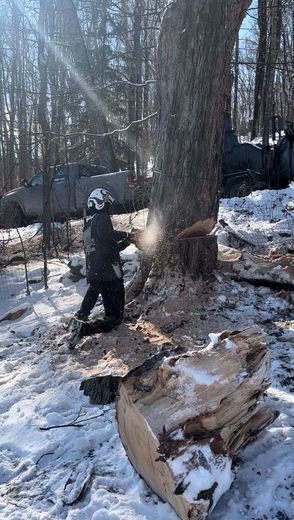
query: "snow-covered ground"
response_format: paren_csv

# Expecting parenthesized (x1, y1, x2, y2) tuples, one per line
(0, 187, 293, 520)
(0, 222, 43, 243)
(218, 184, 294, 248)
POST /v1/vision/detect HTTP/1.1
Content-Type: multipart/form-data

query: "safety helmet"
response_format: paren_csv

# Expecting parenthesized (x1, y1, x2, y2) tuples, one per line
(87, 188, 115, 211)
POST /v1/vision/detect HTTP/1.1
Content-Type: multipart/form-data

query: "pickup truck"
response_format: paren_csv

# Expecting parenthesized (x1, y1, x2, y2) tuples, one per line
(0, 163, 149, 228)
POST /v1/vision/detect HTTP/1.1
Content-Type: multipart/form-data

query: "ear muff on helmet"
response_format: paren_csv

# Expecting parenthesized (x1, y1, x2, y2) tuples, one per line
(87, 188, 115, 211)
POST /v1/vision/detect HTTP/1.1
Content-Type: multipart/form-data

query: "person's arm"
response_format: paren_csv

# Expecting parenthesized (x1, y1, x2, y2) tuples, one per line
(96, 214, 131, 251)
(113, 230, 131, 251)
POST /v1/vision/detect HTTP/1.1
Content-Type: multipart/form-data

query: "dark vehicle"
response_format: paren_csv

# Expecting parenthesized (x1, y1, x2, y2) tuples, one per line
(0, 162, 149, 228)
(222, 117, 294, 197)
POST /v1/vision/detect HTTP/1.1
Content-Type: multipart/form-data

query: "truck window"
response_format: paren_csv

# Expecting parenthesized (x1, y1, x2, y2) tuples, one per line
(53, 168, 66, 183)
(79, 164, 108, 177)
(30, 172, 43, 186)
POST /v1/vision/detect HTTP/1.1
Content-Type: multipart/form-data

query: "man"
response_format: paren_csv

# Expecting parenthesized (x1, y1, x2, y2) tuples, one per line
(67, 188, 137, 349)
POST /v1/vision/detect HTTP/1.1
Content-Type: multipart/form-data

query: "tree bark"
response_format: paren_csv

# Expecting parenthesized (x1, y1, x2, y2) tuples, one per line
(133, 0, 144, 176)
(233, 36, 239, 132)
(38, 0, 52, 281)
(252, 0, 267, 140)
(116, 327, 275, 520)
(261, 0, 282, 145)
(148, 0, 251, 278)
(80, 326, 275, 520)
(8, 8, 19, 191)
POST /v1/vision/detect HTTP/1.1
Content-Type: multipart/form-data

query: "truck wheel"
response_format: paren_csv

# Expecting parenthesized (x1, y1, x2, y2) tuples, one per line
(227, 179, 252, 198)
(2, 203, 25, 228)
(251, 181, 269, 192)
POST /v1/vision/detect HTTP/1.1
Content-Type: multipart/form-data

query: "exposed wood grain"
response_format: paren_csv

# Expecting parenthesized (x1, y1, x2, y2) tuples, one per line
(116, 326, 275, 520)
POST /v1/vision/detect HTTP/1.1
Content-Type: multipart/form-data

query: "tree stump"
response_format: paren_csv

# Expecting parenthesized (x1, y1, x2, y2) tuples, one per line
(175, 236, 218, 278)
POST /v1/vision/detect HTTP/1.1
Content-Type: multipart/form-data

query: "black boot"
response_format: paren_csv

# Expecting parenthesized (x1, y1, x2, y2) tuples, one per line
(75, 310, 89, 321)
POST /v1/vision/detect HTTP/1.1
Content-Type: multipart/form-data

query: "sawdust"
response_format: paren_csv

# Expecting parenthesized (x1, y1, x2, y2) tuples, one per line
(51, 252, 293, 393)
(175, 217, 216, 239)
(53, 319, 174, 380)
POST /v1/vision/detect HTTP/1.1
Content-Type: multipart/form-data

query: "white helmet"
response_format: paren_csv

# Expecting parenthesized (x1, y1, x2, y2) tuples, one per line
(87, 188, 115, 211)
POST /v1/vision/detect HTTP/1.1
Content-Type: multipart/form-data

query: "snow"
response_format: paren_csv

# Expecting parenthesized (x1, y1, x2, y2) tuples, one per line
(224, 338, 235, 351)
(69, 254, 85, 268)
(207, 332, 222, 349)
(0, 187, 293, 519)
(169, 445, 233, 509)
(250, 133, 285, 146)
(174, 361, 220, 385)
(170, 429, 185, 441)
(211, 388, 294, 520)
(0, 221, 65, 245)
(0, 222, 43, 243)
(218, 184, 294, 249)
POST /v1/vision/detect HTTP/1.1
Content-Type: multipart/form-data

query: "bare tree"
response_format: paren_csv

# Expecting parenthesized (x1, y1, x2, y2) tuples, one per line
(261, 0, 282, 144)
(38, 0, 52, 287)
(148, 0, 251, 280)
(56, 0, 117, 171)
(252, 0, 267, 140)
(233, 35, 240, 132)
(277, 0, 294, 122)
(0, 0, 166, 193)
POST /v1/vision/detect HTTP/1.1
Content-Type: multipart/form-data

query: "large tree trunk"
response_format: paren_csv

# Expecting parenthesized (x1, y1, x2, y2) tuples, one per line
(148, 0, 251, 278)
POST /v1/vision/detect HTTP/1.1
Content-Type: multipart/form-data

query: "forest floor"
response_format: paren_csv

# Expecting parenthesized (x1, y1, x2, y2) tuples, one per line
(0, 186, 293, 520)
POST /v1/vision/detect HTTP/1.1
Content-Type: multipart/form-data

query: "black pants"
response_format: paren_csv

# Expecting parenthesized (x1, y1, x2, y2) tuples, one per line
(78, 278, 125, 337)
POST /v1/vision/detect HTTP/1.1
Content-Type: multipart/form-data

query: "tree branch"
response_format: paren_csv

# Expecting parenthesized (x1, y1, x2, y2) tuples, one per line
(39, 411, 104, 430)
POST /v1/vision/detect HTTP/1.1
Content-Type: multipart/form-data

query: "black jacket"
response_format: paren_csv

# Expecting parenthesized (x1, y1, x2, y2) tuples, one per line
(83, 213, 130, 283)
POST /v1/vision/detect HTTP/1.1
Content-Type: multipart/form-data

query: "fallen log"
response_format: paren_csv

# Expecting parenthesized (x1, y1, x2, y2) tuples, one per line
(80, 325, 276, 520)
(116, 326, 276, 519)
(0, 305, 31, 323)
(219, 245, 294, 290)
(218, 219, 269, 248)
